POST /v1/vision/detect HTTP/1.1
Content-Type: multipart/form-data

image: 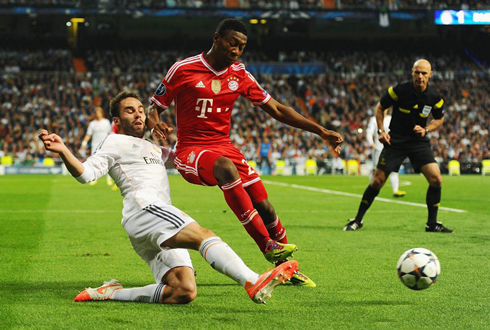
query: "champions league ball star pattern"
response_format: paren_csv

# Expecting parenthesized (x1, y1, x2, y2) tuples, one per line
(397, 248, 441, 291)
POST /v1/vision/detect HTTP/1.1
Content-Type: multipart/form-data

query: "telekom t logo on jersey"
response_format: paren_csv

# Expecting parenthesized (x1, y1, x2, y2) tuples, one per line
(195, 98, 230, 118)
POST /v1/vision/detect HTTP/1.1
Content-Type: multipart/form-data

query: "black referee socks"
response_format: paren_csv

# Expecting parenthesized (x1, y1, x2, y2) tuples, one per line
(426, 186, 442, 225)
(355, 185, 380, 222)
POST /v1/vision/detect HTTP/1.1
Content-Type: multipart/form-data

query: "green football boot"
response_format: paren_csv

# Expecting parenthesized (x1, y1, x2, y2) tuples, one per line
(289, 270, 316, 287)
(263, 240, 298, 263)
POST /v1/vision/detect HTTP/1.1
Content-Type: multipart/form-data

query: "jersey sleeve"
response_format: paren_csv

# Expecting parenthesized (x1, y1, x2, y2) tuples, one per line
(75, 135, 120, 184)
(104, 120, 112, 134)
(160, 146, 175, 163)
(241, 71, 271, 106)
(431, 97, 445, 119)
(86, 121, 94, 136)
(365, 116, 376, 145)
(380, 84, 400, 109)
(150, 62, 181, 110)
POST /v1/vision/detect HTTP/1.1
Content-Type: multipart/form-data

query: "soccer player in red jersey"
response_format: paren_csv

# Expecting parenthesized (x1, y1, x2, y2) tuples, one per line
(148, 18, 343, 286)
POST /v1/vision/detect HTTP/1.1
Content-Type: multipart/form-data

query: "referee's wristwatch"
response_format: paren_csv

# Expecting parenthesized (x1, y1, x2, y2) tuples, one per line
(425, 128, 429, 135)
(377, 129, 385, 134)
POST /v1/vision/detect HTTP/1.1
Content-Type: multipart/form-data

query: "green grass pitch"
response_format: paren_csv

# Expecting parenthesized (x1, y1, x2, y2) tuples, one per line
(0, 174, 489, 329)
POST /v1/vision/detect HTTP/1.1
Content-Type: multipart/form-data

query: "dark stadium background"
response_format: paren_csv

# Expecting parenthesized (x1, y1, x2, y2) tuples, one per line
(1, 0, 489, 175)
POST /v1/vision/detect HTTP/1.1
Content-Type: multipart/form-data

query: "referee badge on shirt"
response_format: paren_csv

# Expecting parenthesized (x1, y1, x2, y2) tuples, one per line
(211, 80, 221, 94)
(421, 105, 432, 118)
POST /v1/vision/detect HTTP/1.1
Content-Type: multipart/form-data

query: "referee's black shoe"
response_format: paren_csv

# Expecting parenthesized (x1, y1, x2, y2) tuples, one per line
(425, 222, 454, 233)
(344, 219, 363, 231)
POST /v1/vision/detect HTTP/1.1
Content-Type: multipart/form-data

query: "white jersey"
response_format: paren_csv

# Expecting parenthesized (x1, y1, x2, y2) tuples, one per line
(366, 115, 392, 151)
(86, 118, 112, 154)
(75, 134, 174, 220)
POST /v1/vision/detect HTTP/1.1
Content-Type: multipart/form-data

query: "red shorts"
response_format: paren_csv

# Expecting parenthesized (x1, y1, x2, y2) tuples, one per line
(174, 143, 262, 188)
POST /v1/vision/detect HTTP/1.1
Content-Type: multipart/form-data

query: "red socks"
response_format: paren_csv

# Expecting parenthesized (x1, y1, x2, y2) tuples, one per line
(265, 215, 287, 243)
(221, 178, 270, 252)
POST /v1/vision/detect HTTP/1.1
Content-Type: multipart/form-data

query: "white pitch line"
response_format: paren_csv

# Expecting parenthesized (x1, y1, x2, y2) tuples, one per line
(263, 180, 467, 213)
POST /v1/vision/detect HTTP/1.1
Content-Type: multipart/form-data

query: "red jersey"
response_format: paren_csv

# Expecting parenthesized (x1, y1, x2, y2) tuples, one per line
(151, 53, 271, 147)
(111, 122, 119, 134)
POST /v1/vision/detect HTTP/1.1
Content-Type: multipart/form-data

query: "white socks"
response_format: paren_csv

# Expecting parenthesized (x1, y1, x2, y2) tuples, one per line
(110, 237, 259, 304)
(199, 237, 259, 287)
(111, 283, 166, 303)
(390, 172, 399, 193)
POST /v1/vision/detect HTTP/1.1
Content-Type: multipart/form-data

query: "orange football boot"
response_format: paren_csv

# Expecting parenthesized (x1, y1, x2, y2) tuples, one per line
(245, 259, 298, 304)
(74, 279, 123, 302)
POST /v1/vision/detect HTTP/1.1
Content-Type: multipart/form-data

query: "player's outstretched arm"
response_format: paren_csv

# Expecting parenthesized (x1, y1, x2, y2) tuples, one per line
(146, 104, 174, 140)
(260, 97, 343, 154)
(38, 129, 85, 177)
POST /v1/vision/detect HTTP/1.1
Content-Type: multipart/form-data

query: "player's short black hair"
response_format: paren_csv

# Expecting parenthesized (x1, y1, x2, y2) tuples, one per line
(110, 91, 141, 117)
(215, 18, 247, 37)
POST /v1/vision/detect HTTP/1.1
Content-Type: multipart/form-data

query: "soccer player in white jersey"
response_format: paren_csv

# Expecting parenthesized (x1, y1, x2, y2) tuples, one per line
(80, 107, 112, 185)
(365, 110, 406, 197)
(38, 91, 298, 305)
(148, 18, 343, 287)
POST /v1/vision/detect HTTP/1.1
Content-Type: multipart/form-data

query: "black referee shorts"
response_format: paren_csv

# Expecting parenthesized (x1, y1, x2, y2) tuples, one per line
(377, 139, 436, 173)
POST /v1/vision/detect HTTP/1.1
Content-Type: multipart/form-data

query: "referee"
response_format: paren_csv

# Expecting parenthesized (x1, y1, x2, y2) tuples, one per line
(345, 59, 453, 233)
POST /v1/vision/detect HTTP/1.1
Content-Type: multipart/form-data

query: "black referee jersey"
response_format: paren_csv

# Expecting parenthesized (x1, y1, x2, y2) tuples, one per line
(380, 81, 445, 142)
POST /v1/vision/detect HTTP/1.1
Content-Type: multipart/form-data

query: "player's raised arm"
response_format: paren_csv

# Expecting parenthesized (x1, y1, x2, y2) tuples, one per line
(259, 97, 343, 154)
(38, 129, 85, 177)
(147, 104, 174, 141)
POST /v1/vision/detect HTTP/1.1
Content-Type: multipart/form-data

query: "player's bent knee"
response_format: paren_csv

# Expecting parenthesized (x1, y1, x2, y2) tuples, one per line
(371, 177, 386, 189)
(172, 287, 197, 304)
(430, 175, 442, 187)
(198, 226, 216, 240)
(371, 170, 387, 188)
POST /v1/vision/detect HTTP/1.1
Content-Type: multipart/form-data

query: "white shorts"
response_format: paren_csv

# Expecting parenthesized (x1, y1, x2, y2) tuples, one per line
(123, 202, 196, 283)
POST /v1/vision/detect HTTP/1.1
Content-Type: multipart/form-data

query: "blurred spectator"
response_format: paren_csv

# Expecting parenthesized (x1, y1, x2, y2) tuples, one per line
(257, 135, 273, 174)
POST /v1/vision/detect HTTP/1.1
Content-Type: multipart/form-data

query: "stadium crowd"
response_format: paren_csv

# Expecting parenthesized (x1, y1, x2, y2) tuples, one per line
(1, 49, 488, 174)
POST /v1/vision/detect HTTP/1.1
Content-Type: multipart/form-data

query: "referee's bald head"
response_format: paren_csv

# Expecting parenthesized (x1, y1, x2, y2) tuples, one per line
(412, 59, 433, 92)
(413, 59, 432, 72)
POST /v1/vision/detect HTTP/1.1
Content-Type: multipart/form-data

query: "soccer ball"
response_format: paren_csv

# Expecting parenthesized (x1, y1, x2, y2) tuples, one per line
(397, 248, 440, 290)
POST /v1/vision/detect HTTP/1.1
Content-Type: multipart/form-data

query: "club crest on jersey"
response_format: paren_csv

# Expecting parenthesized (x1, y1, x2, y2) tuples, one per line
(155, 82, 166, 96)
(227, 77, 239, 91)
(421, 105, 432, 118)
(187, 151, 196, 164)
(211, 80, 221, 94)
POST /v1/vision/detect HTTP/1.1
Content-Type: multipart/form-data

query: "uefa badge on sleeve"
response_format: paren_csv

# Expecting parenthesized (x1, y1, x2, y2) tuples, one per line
(155, 82, 166, 96)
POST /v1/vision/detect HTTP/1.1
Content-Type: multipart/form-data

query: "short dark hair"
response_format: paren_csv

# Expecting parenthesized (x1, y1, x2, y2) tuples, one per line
(110, 91, 141, 117)
(215, 18, 247, 38)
